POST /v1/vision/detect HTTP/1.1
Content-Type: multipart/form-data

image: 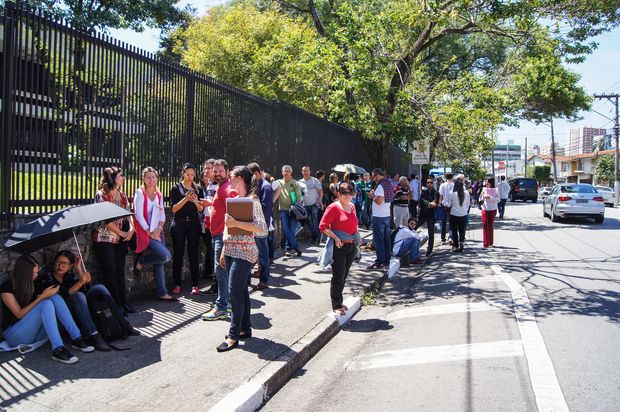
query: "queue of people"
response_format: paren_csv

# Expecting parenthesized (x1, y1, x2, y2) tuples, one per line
(1, 157, 501, 360)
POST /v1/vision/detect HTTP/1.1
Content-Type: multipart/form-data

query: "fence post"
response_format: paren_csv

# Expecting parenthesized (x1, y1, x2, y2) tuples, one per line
(1, 1, 16, 225)
(184, 74, 195, 163)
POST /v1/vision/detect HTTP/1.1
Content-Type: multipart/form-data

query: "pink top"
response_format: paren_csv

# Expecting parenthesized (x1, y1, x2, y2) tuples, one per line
(481, 187, 499, 211)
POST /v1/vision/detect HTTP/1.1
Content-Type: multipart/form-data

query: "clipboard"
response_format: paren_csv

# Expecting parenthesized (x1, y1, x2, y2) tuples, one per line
(226, 197, 254, 236)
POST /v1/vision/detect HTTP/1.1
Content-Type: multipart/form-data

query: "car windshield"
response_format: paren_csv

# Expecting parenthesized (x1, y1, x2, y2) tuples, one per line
(561, 185, 596, 194)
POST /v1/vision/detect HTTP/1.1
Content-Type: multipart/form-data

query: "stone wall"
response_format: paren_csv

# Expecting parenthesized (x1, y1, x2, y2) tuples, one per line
(0, 210, 209, 300)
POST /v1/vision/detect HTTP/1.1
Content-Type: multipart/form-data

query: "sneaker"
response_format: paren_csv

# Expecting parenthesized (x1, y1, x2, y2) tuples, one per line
(201, 284, 218, 295)
(367, 263, 384, 270)
(202, 308, 229, 321)
(256, 282, 268, 291)
(191, 286, 201, 295)
(71, 337, 95, 353)
(52, 346, 79, 364)
(90, 333, 112, 352)
(284, 249, 293, 257)
(451, 246, 457, 252)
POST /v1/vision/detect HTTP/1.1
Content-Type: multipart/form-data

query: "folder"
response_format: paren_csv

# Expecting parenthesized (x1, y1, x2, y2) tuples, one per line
(226, 197, 254, 236)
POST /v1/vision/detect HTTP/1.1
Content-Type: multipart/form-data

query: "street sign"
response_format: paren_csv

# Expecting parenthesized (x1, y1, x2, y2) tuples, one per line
(498, 161, 506, 170)
(411, 139, 430, 164)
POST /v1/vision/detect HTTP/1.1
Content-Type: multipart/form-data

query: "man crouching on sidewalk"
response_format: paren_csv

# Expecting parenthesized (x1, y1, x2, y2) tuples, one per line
(392, 217, 427, 266)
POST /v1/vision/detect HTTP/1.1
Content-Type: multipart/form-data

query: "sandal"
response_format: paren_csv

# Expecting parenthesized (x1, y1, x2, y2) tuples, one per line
(333, 307, 346, 316)
(171, 286, 181, 294)
(190, 287, 201, 295)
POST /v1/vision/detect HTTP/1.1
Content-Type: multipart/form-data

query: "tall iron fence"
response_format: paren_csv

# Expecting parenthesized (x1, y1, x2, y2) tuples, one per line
(0, 1, 410, 226)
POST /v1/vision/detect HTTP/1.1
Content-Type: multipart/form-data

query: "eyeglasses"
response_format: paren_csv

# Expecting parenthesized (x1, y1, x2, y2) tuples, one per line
(340, 191, 352, 196)
(427, 181, 434, 184)
(56, 260, 71, 267)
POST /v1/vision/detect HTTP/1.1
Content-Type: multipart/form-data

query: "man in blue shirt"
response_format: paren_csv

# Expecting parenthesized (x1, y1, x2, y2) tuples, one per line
(248, 163, 273, 290)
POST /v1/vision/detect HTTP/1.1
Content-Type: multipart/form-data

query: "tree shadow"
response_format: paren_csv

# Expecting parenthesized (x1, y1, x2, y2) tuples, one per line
(342, 318, 393, 333)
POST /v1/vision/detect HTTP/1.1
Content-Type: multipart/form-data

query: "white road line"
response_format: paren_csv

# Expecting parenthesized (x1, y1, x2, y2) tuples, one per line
(386, 300, 511, 321)
(421, 275, 502, 288)
(346, 340, 524, 371)
(490, 265, 569, 412)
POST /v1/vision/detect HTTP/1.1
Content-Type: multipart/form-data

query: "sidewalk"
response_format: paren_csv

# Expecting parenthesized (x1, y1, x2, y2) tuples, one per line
(0, 229, 390, 411)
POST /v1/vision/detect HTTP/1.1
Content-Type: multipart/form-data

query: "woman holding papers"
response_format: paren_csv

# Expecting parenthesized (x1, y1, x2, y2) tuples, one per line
(319, 182, 359, 316)
(216, 166, 267, 352)
(133, 167, 175, 301)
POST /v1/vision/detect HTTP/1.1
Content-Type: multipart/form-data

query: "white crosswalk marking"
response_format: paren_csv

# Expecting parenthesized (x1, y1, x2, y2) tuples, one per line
(386, 300, 511, 321)
(346, 340, 525, 371)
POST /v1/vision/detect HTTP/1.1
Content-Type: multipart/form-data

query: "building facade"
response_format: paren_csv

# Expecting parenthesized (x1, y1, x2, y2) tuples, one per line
(568, 127, 607, 156)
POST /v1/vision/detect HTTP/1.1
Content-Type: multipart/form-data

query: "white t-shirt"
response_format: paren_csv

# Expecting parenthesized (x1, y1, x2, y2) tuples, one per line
(372, 184, 391, 217)
(203, 181, 218, 217)
(497, 181, 510, 199)
(481, 187, 500, 210)
(448, 191, 470, 217)
(301, 177, 322, 206)
(439, 180, 454, 206)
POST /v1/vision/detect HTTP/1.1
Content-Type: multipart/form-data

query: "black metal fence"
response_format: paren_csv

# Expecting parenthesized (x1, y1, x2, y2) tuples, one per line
(0, 1, 410, 226)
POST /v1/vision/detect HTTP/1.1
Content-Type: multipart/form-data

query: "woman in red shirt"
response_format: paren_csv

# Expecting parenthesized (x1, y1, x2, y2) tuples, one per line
(319, 182, 359, 315)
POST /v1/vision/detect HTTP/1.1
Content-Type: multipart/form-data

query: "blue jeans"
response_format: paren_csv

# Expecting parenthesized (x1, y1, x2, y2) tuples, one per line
(304, 204, 320, 242)
(68, 284, 125, 337)
(395, 237, 420, 260)
(267, 231, 275, 263)
(440, 206, 449, 241)
(140, 238, 172, 297)
(255, 235, 270, 283)
(3, 294, 81, 351)
(498, 198, 507, 218)
(360, 201, 371, 227)
(279, 210, 298, 250)
(226, 256, 253, 341)
(372, 216, 391, 265)
(212, 234, 229, 311)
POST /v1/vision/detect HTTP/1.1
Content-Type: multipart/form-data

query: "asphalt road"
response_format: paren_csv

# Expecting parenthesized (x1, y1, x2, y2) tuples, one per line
(264, 202, 620, 411)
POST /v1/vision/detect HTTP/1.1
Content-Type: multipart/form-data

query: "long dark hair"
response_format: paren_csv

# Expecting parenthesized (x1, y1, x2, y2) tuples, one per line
(180, 163, 199, 191)
(12, 255, 39, 307)
(99, 166, 122, 193)
(454, 180, 465, 206)
(487, 177, 496, 188)
(232, 165, 259, 196)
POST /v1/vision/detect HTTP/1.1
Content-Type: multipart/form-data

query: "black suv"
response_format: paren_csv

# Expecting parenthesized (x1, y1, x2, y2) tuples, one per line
(508, 178, 538, 202)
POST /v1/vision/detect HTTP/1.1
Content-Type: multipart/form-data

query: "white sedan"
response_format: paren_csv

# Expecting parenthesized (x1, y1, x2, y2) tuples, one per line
(543, 183, 605, 223)
(594, 185, 616, 207)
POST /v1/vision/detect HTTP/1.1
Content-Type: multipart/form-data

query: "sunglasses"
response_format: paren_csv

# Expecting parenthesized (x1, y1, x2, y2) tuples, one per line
(340, 191, 352, 196)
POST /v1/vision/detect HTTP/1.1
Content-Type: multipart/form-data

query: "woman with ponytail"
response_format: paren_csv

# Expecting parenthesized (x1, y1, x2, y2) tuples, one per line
(215, 166, 267, 352)
(447, 179, 470, 252)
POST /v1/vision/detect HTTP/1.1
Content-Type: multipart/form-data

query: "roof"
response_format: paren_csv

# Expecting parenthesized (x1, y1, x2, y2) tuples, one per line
(529, 149, 616, 163)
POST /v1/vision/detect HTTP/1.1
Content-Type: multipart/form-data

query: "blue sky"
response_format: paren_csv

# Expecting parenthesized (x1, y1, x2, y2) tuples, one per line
(110, 1, 620, 150)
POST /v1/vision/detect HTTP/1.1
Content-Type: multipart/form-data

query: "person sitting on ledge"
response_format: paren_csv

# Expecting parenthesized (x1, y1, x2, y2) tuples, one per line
(35, 250, 139, 351)
(1, 254, 94, 364)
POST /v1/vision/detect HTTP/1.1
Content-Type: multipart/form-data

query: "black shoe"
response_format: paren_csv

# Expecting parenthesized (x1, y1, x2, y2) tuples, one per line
(426, 251, 432, 257)
(90, 333, 113, 352)
(225, 331, 252, 340)
(128, 328, 141, 336)
(71, 337, 95, 353)
(367, 263, 384, 270)
(296, 248, 302, 256)
(284, 248, 293, 257)
(122, 304, 136, 314)
(216, 340, 239, 352)
(51, 346, 79, 364)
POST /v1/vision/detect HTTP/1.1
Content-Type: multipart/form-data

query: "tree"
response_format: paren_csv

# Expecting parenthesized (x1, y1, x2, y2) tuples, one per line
(527, 166, 551, 182)
(512, 48, 592, 182)
(594, 154, 615, 185)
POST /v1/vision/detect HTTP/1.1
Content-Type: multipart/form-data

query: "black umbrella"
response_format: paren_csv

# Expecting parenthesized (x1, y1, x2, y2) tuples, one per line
(2, 203, 132, 257)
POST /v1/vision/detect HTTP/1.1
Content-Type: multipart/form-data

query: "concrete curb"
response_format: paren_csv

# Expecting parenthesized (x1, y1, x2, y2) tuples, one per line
(209, 272, 385, 412)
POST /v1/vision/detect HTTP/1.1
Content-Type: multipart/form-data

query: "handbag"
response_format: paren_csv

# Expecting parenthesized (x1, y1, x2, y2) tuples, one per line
(121, 218, 137, 251)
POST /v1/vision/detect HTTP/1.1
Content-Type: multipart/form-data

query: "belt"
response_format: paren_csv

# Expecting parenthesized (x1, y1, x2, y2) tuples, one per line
(395, 204, 408, 207)
(341, 239, 356, 244)
(174, 216, 199, 222)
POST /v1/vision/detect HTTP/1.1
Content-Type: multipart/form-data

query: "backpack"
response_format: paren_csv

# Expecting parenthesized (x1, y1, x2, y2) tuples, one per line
(390, 226, 402, 246)
(88, 296, 131, 347)
(379, 179, 395, 203)
(289, 203, 308, 220)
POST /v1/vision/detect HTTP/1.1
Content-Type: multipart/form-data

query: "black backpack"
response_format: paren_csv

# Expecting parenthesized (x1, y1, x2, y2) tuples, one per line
(88, 297, 131, 345)
(390, 226, 402, 246)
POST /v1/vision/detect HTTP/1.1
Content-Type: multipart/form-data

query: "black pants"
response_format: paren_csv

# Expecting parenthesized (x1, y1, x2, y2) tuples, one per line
(449, 215, 467, 249)
(92, 241, 128, 306)
(331, 243, 356, 310)
(202, 228, 214, 278)
(409, 199, 417, 220)
(415, 214, 435, 255)
(170, 219, 202, 287)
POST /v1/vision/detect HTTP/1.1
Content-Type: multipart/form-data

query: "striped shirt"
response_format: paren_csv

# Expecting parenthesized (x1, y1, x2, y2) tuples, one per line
(223, 197, 268, 263)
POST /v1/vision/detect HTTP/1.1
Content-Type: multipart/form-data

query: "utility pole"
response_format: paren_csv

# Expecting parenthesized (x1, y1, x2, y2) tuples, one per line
(593, 93, 619, 207)
(524, 137, 528, 177)
(550, 117, 558, 184)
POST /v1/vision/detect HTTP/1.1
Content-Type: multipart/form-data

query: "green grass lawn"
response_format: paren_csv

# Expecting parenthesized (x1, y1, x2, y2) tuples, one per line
(4, 170, 177, 215)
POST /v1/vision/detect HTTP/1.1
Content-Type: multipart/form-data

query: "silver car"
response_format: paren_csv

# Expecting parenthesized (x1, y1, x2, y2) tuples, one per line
(594, 185, 616, 207)
(543, 183, 605, 223)
(539, 187, 552, 199)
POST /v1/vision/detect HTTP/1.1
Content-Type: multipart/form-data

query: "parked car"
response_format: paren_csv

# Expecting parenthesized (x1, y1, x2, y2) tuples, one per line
(539, 187, 552, 199)
(508, 178, 538, 202)
(594, 185, 616, 207)
(543, 183, 605, 223)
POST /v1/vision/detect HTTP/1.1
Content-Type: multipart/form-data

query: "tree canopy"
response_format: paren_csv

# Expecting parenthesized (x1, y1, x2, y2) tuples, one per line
(171, 0, 619, 169)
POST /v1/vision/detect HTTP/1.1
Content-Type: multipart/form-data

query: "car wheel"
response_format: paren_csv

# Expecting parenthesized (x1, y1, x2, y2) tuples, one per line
(594, 215, 604, 224)
(543, 205, 549, 218)
(551, 207, 559, 222)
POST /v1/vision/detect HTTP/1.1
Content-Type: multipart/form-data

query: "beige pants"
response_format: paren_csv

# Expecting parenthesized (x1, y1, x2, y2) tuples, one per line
(393, 205, 410, 227)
